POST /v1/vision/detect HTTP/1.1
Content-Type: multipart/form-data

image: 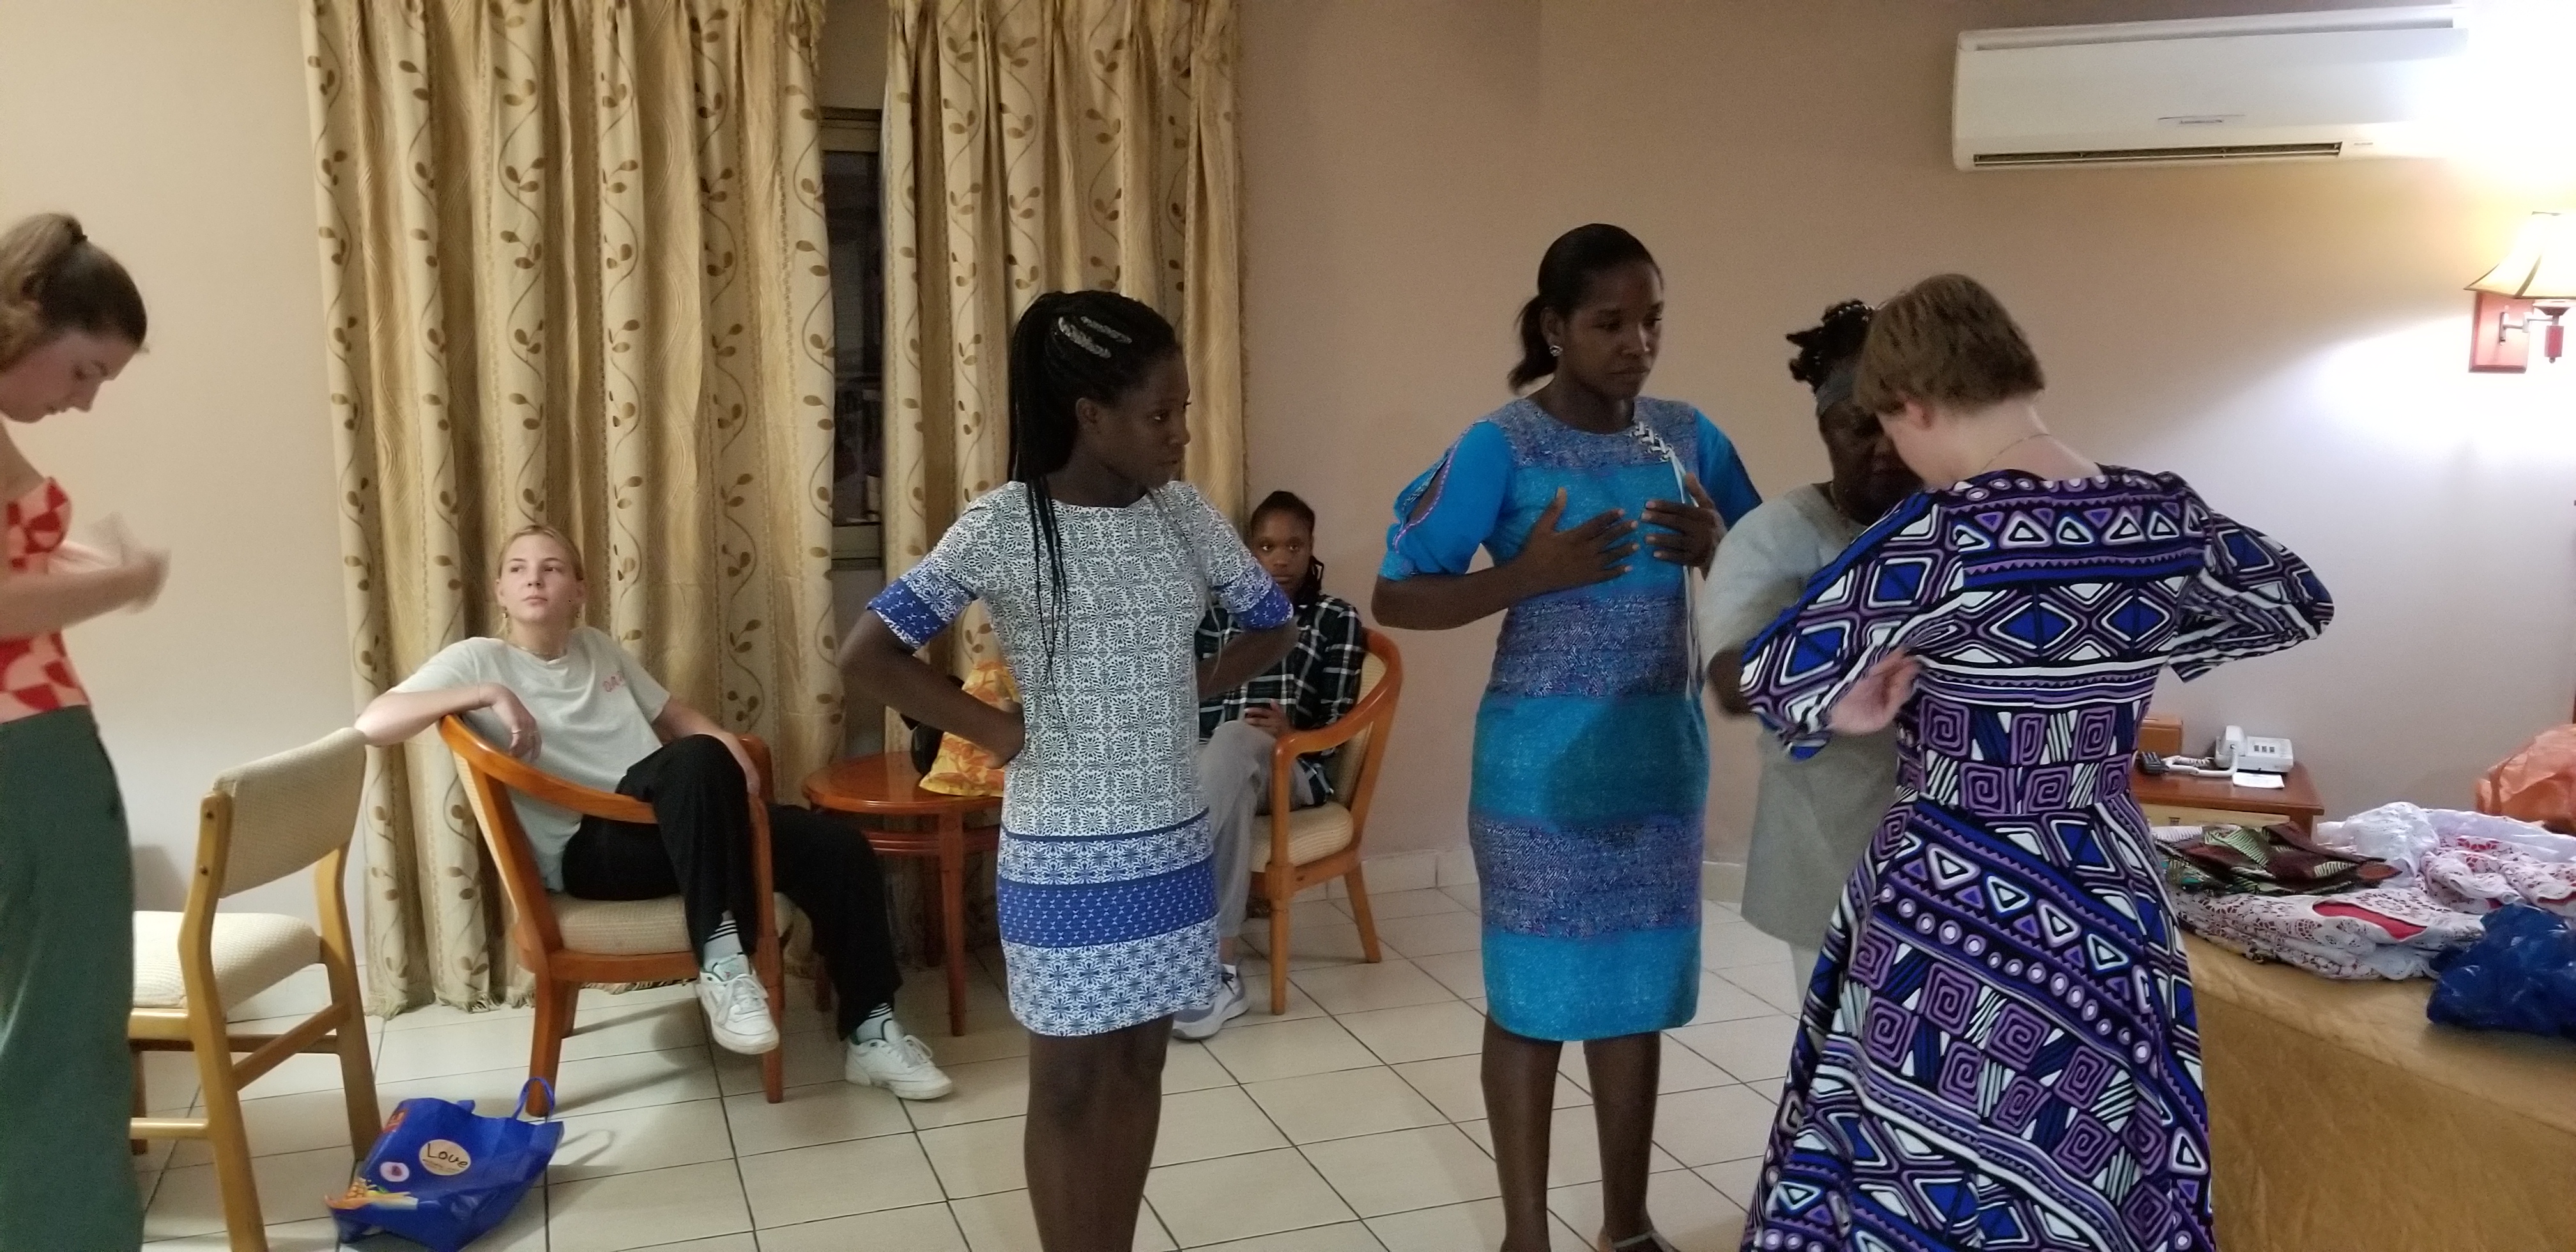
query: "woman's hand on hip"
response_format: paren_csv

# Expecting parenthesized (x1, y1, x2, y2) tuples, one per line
(1643, 474, 1721, 571)
(980, 713, 1026, 767)
(1506, 489, 1636, 598)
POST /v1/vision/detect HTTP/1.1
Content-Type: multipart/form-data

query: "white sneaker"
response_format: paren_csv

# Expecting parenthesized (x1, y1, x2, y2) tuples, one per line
(846, 1031, 955, 1100)
(1172, 966, 1248, 1041)
(697, 962, 779, 1055)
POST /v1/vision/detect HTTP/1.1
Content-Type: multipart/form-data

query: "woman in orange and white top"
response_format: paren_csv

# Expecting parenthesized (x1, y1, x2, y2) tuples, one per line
(0, 213, 166, 1251)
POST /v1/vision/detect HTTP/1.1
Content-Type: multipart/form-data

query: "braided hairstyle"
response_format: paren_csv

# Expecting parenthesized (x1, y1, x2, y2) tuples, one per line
(0, 213, 146, 372)
(1508, 224, 1657, 391)
(1786, 298, 1874, 431)
(1786, 299, 1872, 394)
(1006, 288, 1182, 666)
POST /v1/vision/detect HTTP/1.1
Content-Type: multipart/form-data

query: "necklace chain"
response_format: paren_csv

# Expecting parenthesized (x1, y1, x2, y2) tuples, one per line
(1976, 432, 2050, 475)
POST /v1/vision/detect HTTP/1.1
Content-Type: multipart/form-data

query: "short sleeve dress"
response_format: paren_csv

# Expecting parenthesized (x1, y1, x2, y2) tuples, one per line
(1734, 468, 2333, 1252)
(1381, 395, 1760, 1042)
(871, 480, 1292, 1037)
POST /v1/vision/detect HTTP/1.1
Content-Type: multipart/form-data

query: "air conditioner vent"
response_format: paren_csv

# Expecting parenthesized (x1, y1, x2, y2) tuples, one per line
(1970, 142, 2345, 169)
(1953, 7, 2465, 171)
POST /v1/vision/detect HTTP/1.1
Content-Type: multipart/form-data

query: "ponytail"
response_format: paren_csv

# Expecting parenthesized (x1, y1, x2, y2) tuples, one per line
(1507, 294, 1556, 393)
(0, 213, 145, 372)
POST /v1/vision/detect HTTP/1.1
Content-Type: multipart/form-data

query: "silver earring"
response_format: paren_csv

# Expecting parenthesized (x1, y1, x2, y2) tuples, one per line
(1548, 344, 1561, 358)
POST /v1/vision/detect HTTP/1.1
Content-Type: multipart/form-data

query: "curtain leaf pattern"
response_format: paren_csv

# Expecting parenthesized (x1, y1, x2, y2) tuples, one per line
(302, 0, 838, 1013)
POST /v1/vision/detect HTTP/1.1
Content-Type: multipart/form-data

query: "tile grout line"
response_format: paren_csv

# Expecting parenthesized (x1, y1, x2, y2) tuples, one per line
(708, 1026, 755, 1250)
(385, 912, 1788, 1250)
(1197, 1004, 1356, 1247)
(1290, 904, 1521, 1237)
(1282, 933, 1490, 1245)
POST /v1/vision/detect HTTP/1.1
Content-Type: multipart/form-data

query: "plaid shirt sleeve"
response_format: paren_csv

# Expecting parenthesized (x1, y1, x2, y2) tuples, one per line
(1197, 592, 1367, 800)
(1286, 595, 1367, 800)
(1293, 596, 1367, 732)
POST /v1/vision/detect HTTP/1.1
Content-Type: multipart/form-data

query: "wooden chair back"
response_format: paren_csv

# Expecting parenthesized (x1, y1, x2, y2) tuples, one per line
(1252, 630, 1405, 1014)
(439, 715, 650, 961)
(1266, 630, 1404, 850)
(203, 728, 369, 898)
(437, 716, 786, 1111)
(128, 729, 381, 1252)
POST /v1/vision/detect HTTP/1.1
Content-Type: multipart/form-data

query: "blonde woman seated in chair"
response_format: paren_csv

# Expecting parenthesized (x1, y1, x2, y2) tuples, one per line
(356, 525, 952, 1099)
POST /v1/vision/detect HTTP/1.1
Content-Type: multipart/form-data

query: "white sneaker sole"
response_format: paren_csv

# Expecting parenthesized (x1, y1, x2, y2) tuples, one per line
(700, 984, 780, 1055)
(1172, 993, 1248, 1041)
(847, 1059, 954, 1101)
(710, 1023, 781, 1055)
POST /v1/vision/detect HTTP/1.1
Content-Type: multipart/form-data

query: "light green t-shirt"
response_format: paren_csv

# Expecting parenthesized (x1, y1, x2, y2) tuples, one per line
(1698, 485, 1903, 952)
(393, 627, 671, 890)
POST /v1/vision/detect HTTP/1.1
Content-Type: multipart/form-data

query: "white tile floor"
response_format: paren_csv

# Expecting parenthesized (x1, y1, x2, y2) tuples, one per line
(135, 886, 1802, 1252)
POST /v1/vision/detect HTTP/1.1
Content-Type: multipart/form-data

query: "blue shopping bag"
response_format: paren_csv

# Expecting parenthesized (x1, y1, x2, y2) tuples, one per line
(328, 1078, 564, 1251)
(2428, 904, 2576, 1040)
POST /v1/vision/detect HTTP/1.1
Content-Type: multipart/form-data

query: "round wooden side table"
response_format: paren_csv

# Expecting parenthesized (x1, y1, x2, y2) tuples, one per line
(803, 752, 1001, 1037)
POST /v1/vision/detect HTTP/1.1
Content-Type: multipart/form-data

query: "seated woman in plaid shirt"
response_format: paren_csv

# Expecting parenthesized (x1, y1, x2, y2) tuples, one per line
(1177, 490, 1367, 1039)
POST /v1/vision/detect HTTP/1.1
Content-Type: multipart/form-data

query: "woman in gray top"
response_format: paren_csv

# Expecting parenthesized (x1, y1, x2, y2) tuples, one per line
(1698, 300, 1919, 974)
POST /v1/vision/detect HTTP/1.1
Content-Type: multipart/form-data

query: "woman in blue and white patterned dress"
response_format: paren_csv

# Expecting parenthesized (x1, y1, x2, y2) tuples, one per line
(843, 290, 1295, 1252)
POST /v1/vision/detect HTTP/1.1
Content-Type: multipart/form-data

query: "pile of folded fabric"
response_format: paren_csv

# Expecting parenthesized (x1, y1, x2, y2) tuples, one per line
(2152, 820, 2487, 979)
(2158, 821, 2400, 896)
(2316, 802, 2576, 918)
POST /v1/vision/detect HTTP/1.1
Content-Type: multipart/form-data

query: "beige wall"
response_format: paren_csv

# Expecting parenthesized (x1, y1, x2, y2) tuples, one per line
(820, 0, 890, 111)
(0, 0, 893, 927)
(8, 0, 2566, 917)
(1243, 0, 2576, 865)
(0, 0, 348, 916)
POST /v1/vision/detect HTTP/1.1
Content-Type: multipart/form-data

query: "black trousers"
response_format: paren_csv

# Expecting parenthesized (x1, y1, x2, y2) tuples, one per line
(561, 735, 901, 1037)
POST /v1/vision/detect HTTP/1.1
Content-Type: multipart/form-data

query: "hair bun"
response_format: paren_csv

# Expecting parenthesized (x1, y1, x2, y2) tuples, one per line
(1786, 299, 1874, 391)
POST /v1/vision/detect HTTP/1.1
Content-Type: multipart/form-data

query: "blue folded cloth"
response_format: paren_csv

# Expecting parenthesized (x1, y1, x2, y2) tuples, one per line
(2428, 903, 2576, 1040)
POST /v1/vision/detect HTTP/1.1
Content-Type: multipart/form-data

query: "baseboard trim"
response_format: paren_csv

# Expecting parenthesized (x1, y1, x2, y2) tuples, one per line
(1703, 860, 1745, 905)
(1325, 849, 1457, 898)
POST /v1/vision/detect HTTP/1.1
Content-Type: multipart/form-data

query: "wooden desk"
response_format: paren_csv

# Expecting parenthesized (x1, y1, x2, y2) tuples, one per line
(2190, 935, 2576, 1250)
(2128, 760, 2324, 832)
(803, 753, 1000, 1037)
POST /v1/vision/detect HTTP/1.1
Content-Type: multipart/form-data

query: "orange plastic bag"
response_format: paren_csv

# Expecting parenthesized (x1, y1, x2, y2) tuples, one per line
(920, 659, 1017, 798)
(2478, 724, 2576, 834)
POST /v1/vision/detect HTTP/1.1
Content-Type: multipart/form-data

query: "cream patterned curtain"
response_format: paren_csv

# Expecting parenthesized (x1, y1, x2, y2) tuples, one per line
(302, 0, 839, 1013)
(883, 0, 1245, 679)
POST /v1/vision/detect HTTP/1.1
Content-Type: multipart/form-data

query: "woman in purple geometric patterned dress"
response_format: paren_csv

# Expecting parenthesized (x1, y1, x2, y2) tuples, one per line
(1735, 276, 2331, 1252)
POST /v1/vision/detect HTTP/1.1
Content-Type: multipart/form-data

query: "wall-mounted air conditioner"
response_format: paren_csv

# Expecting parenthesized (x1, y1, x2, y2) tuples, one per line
(1954, 6, 2468, 171)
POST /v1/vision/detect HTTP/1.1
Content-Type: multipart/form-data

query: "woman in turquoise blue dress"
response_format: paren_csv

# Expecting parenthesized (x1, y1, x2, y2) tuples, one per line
(1375, 224, 1760, 1252)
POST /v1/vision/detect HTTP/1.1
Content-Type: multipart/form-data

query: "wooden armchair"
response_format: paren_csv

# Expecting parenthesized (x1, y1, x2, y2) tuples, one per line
(439, 717, 786, 1114)
(128, 728, 380, 1252)
(1253, 630, 1405, 1014)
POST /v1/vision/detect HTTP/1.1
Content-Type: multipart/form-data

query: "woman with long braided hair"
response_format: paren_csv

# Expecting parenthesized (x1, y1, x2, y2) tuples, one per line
(843, 289, 1294, 1251)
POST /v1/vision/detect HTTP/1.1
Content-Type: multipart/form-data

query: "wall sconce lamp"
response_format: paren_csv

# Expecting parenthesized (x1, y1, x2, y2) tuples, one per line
(2470, 211, 2576, 374)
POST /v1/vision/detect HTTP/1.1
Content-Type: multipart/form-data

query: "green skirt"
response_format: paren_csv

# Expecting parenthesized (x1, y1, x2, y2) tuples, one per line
(0, 706, 141, 1250)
